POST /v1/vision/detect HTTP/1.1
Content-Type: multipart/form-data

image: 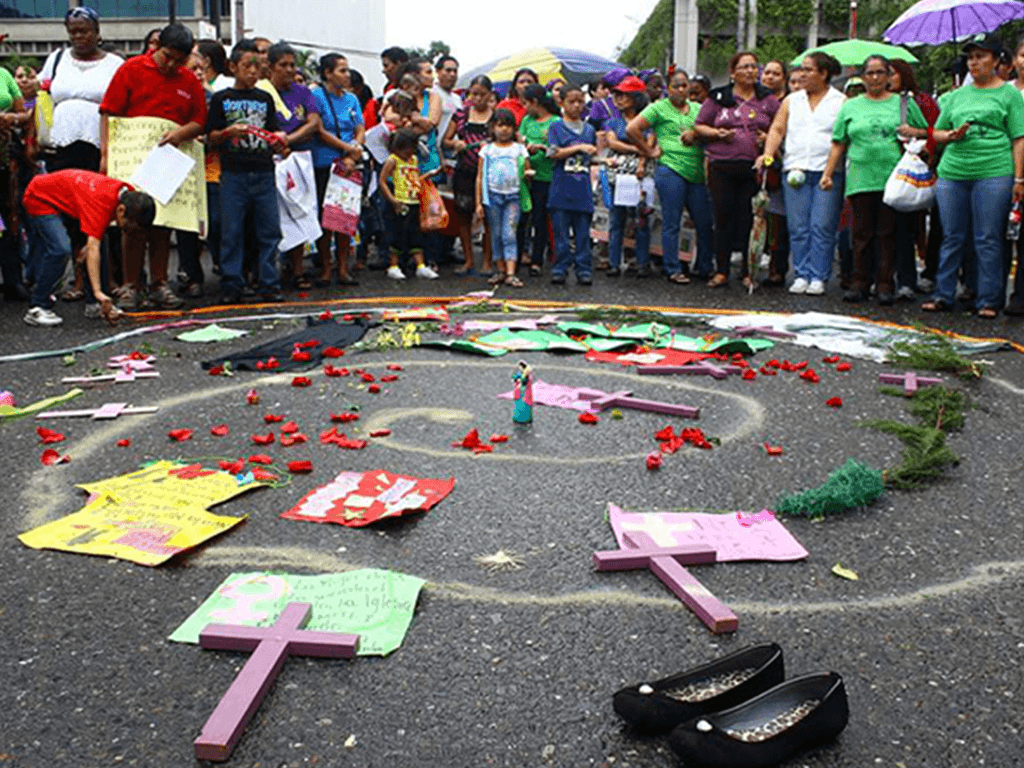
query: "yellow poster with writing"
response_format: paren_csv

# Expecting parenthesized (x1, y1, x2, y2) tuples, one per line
(18, 461, 263, 566)
(107, 116, 208, 234)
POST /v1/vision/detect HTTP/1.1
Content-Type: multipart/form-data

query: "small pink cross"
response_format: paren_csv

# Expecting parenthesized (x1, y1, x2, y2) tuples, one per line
(878, 371, 942, 396)
(637, 360, 743, 379)
(578, 389, 700, 419)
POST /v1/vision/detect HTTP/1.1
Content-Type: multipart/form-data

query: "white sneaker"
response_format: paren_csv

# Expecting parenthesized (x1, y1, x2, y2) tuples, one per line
(386, 266, 406, 280)
(897, 286, 916, 301)
(24, 306, 63, 326)
(917, 277, 934, 293)
(788, 277, 809, 294)
(415, 265, 439, 279)
(806, 280, 825, 295)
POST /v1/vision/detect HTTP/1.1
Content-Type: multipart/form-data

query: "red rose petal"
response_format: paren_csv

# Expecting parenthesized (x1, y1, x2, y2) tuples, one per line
(280, 421, 299, 434)
(256, 361, 266, 370)
(367, 384, 381, 394)
(291, 351, 312, 362)
(298, 340, 320, 349)
(322, 346, 344, 357)
(208, 365, 224, 376)
(280, 433, 308, 447)
(287, 460, 313, 474)
(251, 433, 275, 445)
(836, 362, 852, 372)
(380, 375, 399, 382)
(319, 310, 334, 321)
(655, 425, 675, 441)
(386, 364, 403, 371)
(646, 451, 663, 470)
(489, 433, 509, 443)
(116, 438, 131, 447)
(266, 357, 279, 370)
(264, 414, 285, 423)
(764, 442, 784, 456)
(37, 427, 66, 444)
(793, 360, 808, 370)
(40, 448, 70, 466)
(210, 424, 230, 436)
(799, 369, 820, 383)
(361, 372, 375, 382)
(249, 454, 273, 464)
(168, 428, 193, 442)
(297, 292, 309, 299)
(472, 445, 494, 453)
(826, 396, 843, 408)
(578, 412, 599, 424)
(323, 364, 345, 377)
(292, 376, 312, 387)
(219, 459, 246, 474)
(742, 369, 757, 380)
(822, 355, 840, 364)
(370, 429, 392, 438)
(246, 389, 260, 405)
(759, 366, 777, 376)
(252, 468, 277, 481)
(453, 428, 484, 449)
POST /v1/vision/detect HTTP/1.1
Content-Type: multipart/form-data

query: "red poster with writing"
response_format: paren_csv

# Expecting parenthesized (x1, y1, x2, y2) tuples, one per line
(281, 470, 455, 527)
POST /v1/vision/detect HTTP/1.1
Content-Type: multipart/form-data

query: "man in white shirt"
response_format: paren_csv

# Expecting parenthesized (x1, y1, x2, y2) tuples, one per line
(433, 54, 463, 168)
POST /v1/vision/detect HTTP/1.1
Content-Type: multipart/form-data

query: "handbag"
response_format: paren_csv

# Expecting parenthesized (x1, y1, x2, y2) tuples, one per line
(35, 48, 62, 149)
(883, 138, 936, 212)
(418, 177, 449, 231)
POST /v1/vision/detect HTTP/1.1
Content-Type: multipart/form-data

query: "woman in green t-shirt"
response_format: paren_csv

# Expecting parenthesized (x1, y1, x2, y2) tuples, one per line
(912, 35, 1024, 317)
(822, 55, 927, 306)
(627, 69, 714, 282)
(520, 84, 560, 277)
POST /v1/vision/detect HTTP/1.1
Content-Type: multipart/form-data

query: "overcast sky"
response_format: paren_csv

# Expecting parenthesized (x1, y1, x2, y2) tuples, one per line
(384, 0, 661, 73)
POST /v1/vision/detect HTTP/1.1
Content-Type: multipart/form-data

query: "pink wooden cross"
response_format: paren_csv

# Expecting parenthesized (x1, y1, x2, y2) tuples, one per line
(577, 389, 700, 419)
(35, 402, 159, 420)
(637, 360, 743, 379)
(732, 325, 797, 339)
(62, 370, 160, 386)
(878, 371, 942, 396)
(194, 602, 359, 762)
(594, 531, 738, 634)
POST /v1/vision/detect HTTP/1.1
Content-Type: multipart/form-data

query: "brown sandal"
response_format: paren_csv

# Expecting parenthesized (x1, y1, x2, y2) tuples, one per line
(668, 272, 691, 285)
(706, 273, 729, 288)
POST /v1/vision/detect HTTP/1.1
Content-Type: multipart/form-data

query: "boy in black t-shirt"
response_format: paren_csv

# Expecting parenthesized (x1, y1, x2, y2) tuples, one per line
(207, 39, 289, 303)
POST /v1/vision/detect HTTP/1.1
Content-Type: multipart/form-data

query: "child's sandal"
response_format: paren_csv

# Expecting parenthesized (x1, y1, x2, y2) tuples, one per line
(505, 275, 524, 288)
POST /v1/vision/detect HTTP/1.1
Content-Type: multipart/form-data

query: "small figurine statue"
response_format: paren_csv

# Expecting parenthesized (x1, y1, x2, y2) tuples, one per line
(511, 360, 533, 424)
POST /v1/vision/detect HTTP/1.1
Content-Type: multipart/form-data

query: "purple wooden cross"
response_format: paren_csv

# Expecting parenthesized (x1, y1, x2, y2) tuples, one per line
(878, 371, 942, 396)
(194, 602, 359, 762)
(732, 325, 797, 339)
(35, 403, 160, 420)
(637, 360, 743, 379)
(577, 389, 700, 419)
(593, 532, 738, 634)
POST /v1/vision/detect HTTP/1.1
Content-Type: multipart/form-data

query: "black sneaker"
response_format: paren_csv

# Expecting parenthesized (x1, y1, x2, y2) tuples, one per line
(550, 274, 566, 285)
(578, 275, 593, 285)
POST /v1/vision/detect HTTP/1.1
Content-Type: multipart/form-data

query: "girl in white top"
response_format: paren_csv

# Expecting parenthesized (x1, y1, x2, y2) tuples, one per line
(39, 7, 123, 166)
(757, 52, 846, 294)
(475, 109, 530, 287)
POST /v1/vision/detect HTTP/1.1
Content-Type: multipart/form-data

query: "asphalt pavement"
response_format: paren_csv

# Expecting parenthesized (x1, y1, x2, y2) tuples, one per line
(2, 262, 1023, 768)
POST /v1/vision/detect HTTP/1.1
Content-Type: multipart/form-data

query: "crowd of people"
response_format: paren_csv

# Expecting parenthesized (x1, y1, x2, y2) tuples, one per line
(2, 11, 1024, 327)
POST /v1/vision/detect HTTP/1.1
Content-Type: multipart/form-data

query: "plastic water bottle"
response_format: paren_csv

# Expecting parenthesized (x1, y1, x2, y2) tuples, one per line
(1007, 200, 1022, 241)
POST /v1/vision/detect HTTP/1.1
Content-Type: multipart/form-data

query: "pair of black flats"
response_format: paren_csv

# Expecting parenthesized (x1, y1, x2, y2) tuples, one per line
(613, 643, 848, 767)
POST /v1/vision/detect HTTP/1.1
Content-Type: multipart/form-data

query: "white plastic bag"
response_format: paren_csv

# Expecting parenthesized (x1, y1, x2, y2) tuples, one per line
(883, 138, 936, 212)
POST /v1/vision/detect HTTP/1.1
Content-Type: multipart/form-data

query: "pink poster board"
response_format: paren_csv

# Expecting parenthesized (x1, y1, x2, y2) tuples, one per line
(608, 503, 808, 562)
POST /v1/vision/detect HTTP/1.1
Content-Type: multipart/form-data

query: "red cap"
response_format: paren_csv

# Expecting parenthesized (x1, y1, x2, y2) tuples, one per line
(612, 76, 646, 93)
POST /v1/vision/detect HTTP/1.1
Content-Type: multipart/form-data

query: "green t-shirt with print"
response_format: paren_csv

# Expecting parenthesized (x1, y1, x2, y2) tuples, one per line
(639, 98, 705, 184)
(520, 114, 557, 182)
(935, 83, 1024, 181)
(0, 68, 22, 113)
(831, 94, 927, 196)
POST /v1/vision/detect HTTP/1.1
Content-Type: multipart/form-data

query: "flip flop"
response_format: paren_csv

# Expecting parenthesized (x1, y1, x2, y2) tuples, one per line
(504, 275, 524, 288)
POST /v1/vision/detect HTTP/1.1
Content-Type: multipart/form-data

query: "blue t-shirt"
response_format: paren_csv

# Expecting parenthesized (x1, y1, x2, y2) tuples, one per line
(312, 88, 363, 168)
(547, 119, 597, 213)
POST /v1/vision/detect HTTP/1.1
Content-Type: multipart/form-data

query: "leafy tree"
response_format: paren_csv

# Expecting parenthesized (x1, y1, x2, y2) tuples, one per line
(406, 41, 451, 64)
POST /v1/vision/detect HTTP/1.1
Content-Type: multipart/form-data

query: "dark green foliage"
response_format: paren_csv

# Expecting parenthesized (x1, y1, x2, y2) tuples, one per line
(886, 335, 987, 379)
(908, 386, 968, 431)
(775, 459, 885, 519)
(859, 421, 959, 489)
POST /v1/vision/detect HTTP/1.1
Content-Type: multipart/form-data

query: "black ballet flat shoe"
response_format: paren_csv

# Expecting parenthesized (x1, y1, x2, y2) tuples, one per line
(668, 671, 849, 768)
(612, 643, 784, 735)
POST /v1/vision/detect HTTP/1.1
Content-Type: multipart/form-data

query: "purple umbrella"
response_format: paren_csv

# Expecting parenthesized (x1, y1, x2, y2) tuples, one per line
(884, 0, 1024, 46)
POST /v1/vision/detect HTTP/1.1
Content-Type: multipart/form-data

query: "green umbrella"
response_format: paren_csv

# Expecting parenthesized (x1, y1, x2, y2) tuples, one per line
(791, 39, 919, 68)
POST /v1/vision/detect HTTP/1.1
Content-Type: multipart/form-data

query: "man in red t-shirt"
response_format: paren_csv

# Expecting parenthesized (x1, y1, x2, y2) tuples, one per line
(99, 23, 206, 310)
(23, 170, 155, 327)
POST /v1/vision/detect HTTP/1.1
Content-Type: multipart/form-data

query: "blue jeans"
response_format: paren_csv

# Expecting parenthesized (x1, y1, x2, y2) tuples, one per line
(934, 175, 1013, 309)
(220, 170, 282, 295)
(608, 205, 650, 270)
(28, 214, 71, 309)
(485, 192, 521, 263)
(654, 164, 713, 277)
(550, 208, 592, 279)
(782, 170, 844, 283)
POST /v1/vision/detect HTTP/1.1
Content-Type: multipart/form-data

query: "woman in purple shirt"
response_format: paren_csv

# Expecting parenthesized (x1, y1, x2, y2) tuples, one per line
(695, 51, 779, 288)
